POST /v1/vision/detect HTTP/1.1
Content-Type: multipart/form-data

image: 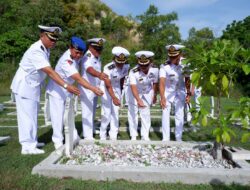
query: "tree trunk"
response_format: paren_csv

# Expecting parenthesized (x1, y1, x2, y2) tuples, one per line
(212, 141, 223, 160)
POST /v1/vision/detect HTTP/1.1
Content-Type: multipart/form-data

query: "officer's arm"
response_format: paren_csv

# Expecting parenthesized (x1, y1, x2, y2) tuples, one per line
(159, 77, 167, 109)
(159, 77, 166, 100)
(104, 78, 120, 106)
(42, 66, 80, 95)
(152, 82, 158, 103)
(71, 73, 103, 96)
(130, 84, 146, 108)
(185, 76, 191, 103)
(86, 67, 108, 81)
(190, 83, 195, 96)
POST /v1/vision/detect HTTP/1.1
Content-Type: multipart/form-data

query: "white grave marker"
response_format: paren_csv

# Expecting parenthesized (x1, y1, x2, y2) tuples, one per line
(64, 97, 75, 157)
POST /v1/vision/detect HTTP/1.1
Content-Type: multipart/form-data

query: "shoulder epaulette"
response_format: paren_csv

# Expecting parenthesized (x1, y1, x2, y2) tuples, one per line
(132, 67, 139, 73)
(151, 64, 158, 68)
(164, 60, 171, 65)
(40, 45, 45, 52)
(108, 64, 115, 70)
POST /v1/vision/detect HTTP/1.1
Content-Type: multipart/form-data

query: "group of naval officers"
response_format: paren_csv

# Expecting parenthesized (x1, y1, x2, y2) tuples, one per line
(11, 25, 196, 155)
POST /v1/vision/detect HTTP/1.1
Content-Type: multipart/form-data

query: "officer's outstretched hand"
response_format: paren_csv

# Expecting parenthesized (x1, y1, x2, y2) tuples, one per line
(160, 97, 167, 109)
(99, 72, 109, 81)
(93, 87, 104, 96)
(67, 85, 80, 96)
(112, 96, 121, 106)
(137, 99, 146, 108)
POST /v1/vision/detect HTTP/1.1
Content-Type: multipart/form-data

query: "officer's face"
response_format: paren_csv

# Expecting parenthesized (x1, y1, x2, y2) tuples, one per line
(169, 54, 181, 65)
(70, 47, 83, 60)
(115, 62, 125, 69)
(89, 46, 102, 57)
(139, 63, 150, 73)
(41, 33, 57, 49)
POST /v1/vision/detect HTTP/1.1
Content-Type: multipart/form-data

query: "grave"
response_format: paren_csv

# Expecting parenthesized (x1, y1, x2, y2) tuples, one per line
(32, 97, 250, 185)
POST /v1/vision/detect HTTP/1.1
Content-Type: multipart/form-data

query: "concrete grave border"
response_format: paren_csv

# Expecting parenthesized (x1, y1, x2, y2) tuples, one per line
(32, 140, 250, 185)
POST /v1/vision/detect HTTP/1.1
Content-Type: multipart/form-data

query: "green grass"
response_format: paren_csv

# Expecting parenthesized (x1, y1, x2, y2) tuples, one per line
(0, 96, 250, 189)
(1, 128, 250, 190)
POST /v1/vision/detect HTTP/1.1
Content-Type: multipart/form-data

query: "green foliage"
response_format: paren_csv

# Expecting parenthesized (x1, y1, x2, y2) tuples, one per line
(186, 39, 249, 98)
(222, 16, 250, 96)
(188, 27, 214, 40)
(101, 14, 133, 43)
(136, 5, 181, 64)
(186, 39, 250, 144)
(0, 30, 32, 64)
(222, 16, 250, 49)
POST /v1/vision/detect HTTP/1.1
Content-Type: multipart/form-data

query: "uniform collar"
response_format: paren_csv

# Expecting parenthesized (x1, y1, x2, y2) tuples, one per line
(66, 49, 74, 62)
(87, 49, 100, 59)
(39, 40, 50, 56)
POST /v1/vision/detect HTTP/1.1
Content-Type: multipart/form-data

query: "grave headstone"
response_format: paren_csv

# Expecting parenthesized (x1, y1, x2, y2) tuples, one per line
(64, 97, 75, 157)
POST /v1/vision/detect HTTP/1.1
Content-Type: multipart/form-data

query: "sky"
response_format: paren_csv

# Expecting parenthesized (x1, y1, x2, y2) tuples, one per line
(100, 0, 250, 39)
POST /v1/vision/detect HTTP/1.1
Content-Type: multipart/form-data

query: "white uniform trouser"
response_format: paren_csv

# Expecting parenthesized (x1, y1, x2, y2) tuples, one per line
(80, 93, 97, 139)
(128, 97, 151, 139)
(162, 97, 185, 141)
(49, 95, 79, 145)
(15, 93, 39, 150)
(100, 95, 119, 139)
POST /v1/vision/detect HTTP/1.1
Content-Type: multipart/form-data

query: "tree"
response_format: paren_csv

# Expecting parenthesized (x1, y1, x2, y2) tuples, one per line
(222, 16, 250, 49)
(136, 5, 181, 63)
(185, 39, 250, 159)
(101, 15, 133, 43)
(222, 16, 250, 96)
(187, 27, 214, 42)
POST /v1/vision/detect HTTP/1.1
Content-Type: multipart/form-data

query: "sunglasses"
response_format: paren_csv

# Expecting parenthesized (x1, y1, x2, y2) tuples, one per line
(139, 64, 150, 68)
(46, 34, 58, 42)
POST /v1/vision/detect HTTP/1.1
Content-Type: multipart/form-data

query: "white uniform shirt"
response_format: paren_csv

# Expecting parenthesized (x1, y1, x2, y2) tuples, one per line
(46, 49, 78, 100)
(79, 50, 101, 100)
(10, 40, 50, 102)
(129, 65, 159, 105)
(101, 62, 130, 99)
(159, 59, 189, 102)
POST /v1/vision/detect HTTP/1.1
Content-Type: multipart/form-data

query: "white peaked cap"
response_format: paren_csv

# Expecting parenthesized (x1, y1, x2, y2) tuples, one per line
(165, 44, 185, 50)
(135, 50, 154, 58)
(112, 46, 130, 57)
(38, 25, 62, 33)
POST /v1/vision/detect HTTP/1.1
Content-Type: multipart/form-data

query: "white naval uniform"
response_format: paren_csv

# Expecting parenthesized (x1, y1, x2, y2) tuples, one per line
(79, 50, 101, 139)
(128, 65, 159, 139)
(46, 49, 80, 146)
(10, 40, 50, 150)
(99, 62, 129, 139)
(194, 86, 202, 111)
(160, 60, 190, 141)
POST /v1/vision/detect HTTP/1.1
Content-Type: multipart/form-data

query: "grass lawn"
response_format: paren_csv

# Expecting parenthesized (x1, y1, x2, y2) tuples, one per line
(0, 96, 250, 189)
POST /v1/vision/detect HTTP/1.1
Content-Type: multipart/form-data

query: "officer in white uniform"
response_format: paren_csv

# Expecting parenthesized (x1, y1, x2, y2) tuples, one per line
(159, 44, 191, 141)
(10, 25, 80, 155)
(186, 83, 202, 123)
(46, 37, 103, 149)
(99, 46, 130, 140)
(79, 38, 108, 140)
(192, 85, 202, 111)
(128, 51, 159, 141)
